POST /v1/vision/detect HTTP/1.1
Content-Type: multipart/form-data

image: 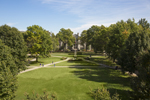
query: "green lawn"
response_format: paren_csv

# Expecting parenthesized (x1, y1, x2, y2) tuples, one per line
(51, 53, 89, 58)
(16, 67, 132, 100)
(28, 57, 62, 67)
(90, 56, 120, 68)
(51, 60, 99, 66)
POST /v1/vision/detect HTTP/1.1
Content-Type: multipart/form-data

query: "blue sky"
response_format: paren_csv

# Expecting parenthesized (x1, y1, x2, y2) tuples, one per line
(0, 0, 150, 34)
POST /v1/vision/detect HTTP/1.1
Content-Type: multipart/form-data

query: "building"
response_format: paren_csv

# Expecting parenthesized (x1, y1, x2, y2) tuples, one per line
(58, 33, 91, 51)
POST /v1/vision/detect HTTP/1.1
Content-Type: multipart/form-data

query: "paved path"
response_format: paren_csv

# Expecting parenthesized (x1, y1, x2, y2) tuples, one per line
(20, 58, 70, 74)
(46, 66, 98, 68)
(22, 55, 137, 77)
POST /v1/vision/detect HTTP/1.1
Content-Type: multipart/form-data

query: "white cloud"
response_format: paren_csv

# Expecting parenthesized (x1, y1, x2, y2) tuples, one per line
(6, 22, 18, 26)
(70, 21, 116, 34)
(40, 0, 150, 33)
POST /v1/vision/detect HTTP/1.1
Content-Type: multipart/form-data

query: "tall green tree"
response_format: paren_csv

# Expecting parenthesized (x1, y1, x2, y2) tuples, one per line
(117, 28, 150, 99)
(106, 20, 131, 62)
(26, 25, 53, 62)
(117, 29, 150, 74)
(130, 50, 150, 99)
(138, 18, 150, 30)
(80, 30, 88, 51)
(50, 32, 59, 51)
(0, 25, 27, 72)
(87, 25, 101, 45)
(56, 28, 75, 51)
(0, 40, 17, 99)
(86, 25, 110, 53)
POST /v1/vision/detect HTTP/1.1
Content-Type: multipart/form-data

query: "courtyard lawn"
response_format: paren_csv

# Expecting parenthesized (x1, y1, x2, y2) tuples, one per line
(16, 67, 132, 100)
(28, 57, 62, 67)
(50, 60, 99, 66)
(51, 53, 89, 58)
(89, 56, 120, 68)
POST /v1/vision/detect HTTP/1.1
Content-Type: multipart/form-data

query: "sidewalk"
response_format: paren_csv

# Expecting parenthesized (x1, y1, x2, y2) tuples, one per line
(20, 58, 70, 74)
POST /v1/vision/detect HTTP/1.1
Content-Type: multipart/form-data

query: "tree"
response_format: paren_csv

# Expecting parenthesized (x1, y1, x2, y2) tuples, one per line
(86, 25, 110, 53)
(117, 29, 150, 74)
(0, 25, 27, 72)
(56, 28, 75, 51)
(26, 25, 52, 62)
(117, 29, 150, 99)
(50, 32, 59, 51)
(138, 18, 150, 30)
(130, 50, 150, 99)
(80, 30, 88, 51)
(0, 40, 17, 99)
(87, 25, 101, 45)
(106, 20, 131, 62)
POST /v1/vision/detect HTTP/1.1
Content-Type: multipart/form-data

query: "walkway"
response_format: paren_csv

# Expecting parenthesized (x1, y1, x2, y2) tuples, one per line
(21, 55, 137, 76)
(20, 58, 70, 74)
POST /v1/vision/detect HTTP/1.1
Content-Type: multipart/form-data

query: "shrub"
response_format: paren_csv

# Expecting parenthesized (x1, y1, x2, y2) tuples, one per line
(90, 86, 120, 100)
(68, 52, 74, 55)
(77, 52, 82, 55)
(24, 90, 57, 100)
(60, 57, 67, 60)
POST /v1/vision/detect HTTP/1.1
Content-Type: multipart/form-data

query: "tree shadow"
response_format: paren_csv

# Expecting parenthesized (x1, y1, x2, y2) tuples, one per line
(29, 61, 44, 65)
(67, 60, 98, 66)
(70, 67, 130, 86)
(89, 57, 118, 67)
(69, 67, 132, 100)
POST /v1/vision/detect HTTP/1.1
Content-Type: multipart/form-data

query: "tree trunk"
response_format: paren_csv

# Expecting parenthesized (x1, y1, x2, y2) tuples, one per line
(113, 58, 115, 62)
(63, 43, 66, 51)
(36, 54, 38, 62)
(86, 45, 88, 51)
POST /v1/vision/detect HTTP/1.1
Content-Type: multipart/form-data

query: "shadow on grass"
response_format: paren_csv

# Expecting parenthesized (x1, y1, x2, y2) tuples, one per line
(30, 61, 44, 64)
(66, 60, 99, 66)
(70, 67, 132, 100)
(89, 57, 118, 67)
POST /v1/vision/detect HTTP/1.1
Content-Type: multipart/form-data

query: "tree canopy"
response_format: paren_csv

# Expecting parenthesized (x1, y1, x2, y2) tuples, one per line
(0, 24, 27, 72)
(26, 25, 52, 61)
(56, 28, 75, 50)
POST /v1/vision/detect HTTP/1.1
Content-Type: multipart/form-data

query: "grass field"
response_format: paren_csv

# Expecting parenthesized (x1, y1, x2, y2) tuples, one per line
(51, 60, 99, 66)
(51, 53, 89, 58)
(89, 56, 120, 68)
(16, 67, 132, 100)
(28, 57, 62, 66)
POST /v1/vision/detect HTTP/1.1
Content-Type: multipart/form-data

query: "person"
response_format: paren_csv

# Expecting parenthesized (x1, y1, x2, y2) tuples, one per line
(42, 64, 44, 67)
(52, 61, 53, 64)
(54, 64, 55, 67)
(115, 66, 118, 70)
(40, 63, 41, 67)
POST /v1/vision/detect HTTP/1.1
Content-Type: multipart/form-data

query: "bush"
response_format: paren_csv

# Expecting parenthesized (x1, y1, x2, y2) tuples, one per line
(68, 52, 74, 55)
(90, 86, 120, 100)
(24, 90, 57, 100)
(61, 57, 67, 60)
(77, 52, 82, 55)
(77, 58, 83, 61)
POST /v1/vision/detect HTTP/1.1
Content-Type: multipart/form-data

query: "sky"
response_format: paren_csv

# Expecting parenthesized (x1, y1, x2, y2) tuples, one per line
(0, 0, 150, 35)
